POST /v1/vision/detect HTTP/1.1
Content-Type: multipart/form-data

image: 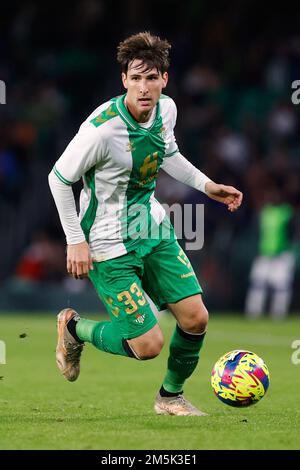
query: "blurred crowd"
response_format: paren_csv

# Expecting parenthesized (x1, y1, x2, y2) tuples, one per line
(1, 1, 300, 310)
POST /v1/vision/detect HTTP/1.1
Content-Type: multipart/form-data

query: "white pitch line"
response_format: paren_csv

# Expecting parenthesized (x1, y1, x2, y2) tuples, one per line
(209, 330, 296, 347)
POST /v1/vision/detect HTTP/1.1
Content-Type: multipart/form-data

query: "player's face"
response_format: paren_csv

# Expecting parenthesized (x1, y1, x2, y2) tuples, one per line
(122, 59, 168, 122)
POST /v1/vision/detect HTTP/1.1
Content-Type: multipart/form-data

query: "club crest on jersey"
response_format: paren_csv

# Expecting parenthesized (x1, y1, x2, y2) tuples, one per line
(159, 126, 167, 138)
(126, 141, 135, 152)
(134, 313, 145, 324)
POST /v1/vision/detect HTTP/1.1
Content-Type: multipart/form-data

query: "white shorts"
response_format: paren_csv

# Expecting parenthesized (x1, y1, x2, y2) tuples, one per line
(250, 252, 295, 289)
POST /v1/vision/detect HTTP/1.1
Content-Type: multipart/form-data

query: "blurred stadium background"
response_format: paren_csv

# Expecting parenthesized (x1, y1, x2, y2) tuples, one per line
(1, 0, 300, 315)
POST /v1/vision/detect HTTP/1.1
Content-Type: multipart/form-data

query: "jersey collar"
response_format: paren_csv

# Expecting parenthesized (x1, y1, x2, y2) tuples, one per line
(116, 94, 160, 131)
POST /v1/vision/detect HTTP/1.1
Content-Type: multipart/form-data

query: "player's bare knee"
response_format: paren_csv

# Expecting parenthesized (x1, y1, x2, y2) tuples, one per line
(144, 332, 164, 359)
(198, 305, 209, 331)
(129, 327, 164, 360)
(180, 306, 209, 334)
(138, 338, 164, 360)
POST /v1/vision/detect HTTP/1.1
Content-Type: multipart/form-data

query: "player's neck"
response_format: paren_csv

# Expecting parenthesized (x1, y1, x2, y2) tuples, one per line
(124, 97, 153, 123)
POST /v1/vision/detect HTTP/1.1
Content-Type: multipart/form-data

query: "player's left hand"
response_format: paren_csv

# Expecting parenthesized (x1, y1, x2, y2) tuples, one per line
(205, 182, 243, 212)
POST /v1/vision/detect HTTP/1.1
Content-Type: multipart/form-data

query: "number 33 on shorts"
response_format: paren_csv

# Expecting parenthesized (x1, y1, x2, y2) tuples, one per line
(104, 282, 147, 317)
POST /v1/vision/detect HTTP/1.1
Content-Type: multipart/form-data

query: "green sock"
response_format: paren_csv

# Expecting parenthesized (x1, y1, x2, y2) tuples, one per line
(76, 318, 134, 358)
(162, 324, 206, 394)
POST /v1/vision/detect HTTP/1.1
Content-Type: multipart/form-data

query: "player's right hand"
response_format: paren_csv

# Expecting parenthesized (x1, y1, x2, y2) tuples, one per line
(67, 241, 94, 279)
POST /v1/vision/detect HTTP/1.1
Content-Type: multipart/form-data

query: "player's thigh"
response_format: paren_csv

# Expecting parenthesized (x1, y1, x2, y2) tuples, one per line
(143, 239, 202, 311)
(89, 253, 158, 339)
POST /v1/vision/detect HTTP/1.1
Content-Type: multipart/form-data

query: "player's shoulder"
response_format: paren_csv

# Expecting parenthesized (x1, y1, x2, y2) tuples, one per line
(159, 94, 177, 126)
(80, 97, 120, 134)
(159, 94, 177, 110)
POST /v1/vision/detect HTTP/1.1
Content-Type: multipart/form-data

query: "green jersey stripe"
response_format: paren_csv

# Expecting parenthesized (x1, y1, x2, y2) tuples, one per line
(80, 166, 98, 241)
(116, 96, 137, 130)
(165, 148, 179, 157)
(53, 166, 73, 185)
(122, 107, 166, 251)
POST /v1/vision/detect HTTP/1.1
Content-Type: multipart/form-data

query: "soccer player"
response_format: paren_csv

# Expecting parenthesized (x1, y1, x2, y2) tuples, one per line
(49, 32, 243, 416)
(245, 186, 295, 319)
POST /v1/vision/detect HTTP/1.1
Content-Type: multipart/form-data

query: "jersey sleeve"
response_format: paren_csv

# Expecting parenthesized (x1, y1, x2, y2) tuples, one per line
(164, 98, 179, 158)
(48, 171, 86, 244)
(53, 122, 107, 185)
(161, 152, 212, 193)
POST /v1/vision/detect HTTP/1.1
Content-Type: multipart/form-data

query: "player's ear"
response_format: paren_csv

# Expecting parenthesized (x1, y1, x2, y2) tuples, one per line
(162, 72, 168, 89)
(122, 72, 128, 89)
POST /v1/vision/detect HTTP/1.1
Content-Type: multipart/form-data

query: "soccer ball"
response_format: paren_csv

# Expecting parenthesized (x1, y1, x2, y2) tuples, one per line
(211, 350, 270, 407)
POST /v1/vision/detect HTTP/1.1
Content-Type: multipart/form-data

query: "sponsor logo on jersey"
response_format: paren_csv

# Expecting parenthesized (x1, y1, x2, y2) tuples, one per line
(180, 272, 195, 279)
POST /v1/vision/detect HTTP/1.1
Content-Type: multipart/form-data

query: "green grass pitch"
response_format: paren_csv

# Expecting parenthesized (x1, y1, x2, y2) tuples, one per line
(0, 312, 299, 450)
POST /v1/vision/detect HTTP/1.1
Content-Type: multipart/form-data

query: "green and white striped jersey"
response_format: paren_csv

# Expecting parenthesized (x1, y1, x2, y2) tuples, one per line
(50, 93, 210, 261)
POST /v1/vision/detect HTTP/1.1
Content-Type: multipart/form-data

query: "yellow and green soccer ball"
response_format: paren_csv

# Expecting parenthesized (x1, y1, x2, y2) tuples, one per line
(211, 350, 270, 407)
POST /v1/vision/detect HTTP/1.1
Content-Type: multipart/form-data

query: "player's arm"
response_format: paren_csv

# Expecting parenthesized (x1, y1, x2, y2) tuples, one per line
(48, 123, 105, 278)
(162, 98, 243, 212)
(161, 152, 243, 212)
(48, 173, 93, 279)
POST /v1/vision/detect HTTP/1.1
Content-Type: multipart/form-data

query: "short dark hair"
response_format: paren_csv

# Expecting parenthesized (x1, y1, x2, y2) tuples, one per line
(117, 31, 171, 74)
